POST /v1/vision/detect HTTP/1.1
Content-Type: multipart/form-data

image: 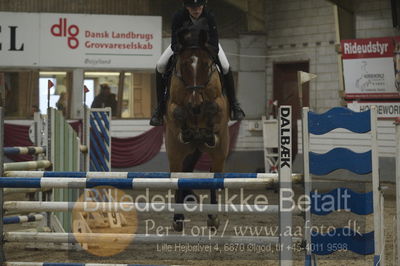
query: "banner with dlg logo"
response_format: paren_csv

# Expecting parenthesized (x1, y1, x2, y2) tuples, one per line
(0, 12, 162, 69)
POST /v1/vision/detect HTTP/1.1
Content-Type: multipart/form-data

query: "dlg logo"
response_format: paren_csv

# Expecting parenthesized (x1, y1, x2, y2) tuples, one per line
(50, 18, 79, 49)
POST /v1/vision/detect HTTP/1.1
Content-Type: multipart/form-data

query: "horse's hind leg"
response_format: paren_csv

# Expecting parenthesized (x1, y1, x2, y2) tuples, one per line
(207, 188, 219, 230)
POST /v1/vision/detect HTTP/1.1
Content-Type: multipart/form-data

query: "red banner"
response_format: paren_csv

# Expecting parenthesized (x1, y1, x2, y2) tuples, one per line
(341, 37, 400, 59)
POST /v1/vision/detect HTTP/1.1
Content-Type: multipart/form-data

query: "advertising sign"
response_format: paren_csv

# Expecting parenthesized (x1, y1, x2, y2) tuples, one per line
(347, 101, 400, 119)
(0, 12, 40, 66)
(0, 12, 162, 69)
(341, 36, 400, 99)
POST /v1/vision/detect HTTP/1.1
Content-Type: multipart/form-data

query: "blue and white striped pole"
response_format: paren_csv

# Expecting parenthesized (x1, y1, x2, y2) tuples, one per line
(3, 147, 46, 156)
(3, 214, 44, 225)
(4, 171, 303, 181)
(0, 177, 287, 190)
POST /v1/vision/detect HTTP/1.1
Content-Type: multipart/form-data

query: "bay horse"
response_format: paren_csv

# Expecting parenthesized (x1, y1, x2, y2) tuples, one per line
(164, 22, 230, 231)
(394, 41, 400, 91)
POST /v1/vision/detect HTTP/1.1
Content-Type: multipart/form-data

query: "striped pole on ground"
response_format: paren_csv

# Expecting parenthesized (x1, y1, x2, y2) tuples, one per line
(3, 214, 44, 225)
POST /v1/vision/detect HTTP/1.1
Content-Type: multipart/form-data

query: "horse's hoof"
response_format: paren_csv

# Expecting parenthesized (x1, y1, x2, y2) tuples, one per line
(173, 220, 184, 232)
(183, 190, 199, 203)
(178, 132, 190, 144)
(207, 215, 220, 231)
(205, 134, 219, 148)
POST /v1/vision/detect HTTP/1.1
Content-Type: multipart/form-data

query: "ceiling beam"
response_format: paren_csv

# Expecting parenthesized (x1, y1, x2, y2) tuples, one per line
(222, 0, 248, 12)
(325, 0, 354, 13)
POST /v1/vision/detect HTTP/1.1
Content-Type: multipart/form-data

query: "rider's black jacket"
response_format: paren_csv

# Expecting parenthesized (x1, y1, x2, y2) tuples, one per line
(171, 8, 219, 53)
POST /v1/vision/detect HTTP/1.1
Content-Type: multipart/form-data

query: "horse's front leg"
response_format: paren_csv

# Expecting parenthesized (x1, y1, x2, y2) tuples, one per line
(166, 124, 197, 232)
(168, 151, 187, 232)
(206, 156, 227, 231)
(206, 126, 229, 231)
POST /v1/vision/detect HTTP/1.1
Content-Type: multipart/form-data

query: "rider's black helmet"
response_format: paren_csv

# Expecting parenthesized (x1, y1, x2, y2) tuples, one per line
(183, 0, 207, 7)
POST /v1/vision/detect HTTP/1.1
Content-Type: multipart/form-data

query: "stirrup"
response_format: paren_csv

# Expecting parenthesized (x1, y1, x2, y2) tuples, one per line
(231, 104, 245, 121)
(150, 109, 164, 126)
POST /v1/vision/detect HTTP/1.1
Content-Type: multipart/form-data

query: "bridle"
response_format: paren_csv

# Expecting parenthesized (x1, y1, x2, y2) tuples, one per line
(173, 46, 218, 91)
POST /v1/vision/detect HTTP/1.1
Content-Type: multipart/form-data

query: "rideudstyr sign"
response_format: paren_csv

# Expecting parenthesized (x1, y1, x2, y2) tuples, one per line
(341, 36, 400, 99)
(0, 12, 161, 69)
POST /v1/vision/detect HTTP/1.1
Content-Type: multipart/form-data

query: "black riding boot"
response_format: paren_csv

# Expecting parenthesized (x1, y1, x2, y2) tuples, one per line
(224, 69, 245, 121)
(150, 70, 166, 126)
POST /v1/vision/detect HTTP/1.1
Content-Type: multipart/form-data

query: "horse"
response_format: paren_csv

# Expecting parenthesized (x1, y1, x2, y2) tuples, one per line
(394, 41, 400, 91)
(164, 23, 230, 231)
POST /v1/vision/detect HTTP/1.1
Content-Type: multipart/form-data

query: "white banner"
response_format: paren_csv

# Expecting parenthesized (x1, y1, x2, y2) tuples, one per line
(0, 12, 40, 66)
(343, 58, 396, 94)
(0, 12, 162, 69)
(347, 101, 400, 119)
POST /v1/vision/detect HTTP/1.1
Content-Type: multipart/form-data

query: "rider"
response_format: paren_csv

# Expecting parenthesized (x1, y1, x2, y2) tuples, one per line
(150, 0, 245, 126)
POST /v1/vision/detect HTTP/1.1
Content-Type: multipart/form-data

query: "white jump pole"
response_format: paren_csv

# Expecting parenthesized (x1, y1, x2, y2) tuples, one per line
(4, 232, 303, 245)
(3, 160, 51, 171)
(3, 201, 303, 215)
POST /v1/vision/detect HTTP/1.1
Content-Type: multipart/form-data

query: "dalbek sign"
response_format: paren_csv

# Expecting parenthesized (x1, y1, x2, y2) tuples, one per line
(0, 12, 162, 69)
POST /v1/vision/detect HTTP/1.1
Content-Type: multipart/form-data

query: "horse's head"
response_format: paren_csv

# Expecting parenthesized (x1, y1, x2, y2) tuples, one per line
(175, 20, 218, 113)
(179, 48, 214, 92)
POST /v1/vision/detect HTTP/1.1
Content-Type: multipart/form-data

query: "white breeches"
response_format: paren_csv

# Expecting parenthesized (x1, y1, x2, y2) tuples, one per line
(156, 44, 230, 75)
